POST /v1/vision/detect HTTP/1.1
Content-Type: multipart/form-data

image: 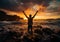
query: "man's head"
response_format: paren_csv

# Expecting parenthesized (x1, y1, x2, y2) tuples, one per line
(29, 14, 32, 17)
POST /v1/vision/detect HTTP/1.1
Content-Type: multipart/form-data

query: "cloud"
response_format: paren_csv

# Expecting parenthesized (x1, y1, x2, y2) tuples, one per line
(0, 0, 52, 12)
(47, 0, 60, 12)
(45, 0, 60, 16)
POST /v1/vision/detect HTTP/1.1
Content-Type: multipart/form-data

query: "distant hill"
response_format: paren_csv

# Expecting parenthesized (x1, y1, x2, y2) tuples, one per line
(0, 10, 23, 21)
(34, 18, 60, 21)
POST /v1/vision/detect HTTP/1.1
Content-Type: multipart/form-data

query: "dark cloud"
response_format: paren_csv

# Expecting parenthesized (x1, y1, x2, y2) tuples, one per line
(47, 1, 60, 13)
(45, 0, 60, 16)
(0, 0, 19, 11)
(0, 0, 52, 12)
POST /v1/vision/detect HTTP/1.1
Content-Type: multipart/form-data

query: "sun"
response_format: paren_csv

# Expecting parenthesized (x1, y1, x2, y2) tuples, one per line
(24, 17, 27, 20)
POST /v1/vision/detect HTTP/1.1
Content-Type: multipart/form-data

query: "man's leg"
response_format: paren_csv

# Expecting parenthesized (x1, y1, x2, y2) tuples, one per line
(28, 26, 30, 33)
(31, 25, 32, 32)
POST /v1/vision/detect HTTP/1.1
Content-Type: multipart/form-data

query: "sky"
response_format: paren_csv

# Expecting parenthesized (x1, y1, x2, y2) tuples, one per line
(0, 0, 60, 19)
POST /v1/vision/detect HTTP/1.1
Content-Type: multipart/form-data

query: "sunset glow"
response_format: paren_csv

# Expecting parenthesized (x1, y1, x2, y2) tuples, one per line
(0, 0, 60, 19)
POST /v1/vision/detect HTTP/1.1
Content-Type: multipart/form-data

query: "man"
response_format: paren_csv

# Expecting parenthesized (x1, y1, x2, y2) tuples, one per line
(23, 11, 38, 32)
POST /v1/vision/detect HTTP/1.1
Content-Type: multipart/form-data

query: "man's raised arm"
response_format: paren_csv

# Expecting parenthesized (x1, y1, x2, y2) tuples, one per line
(22, 11, 28, 18)
(32, 11, 38, 18)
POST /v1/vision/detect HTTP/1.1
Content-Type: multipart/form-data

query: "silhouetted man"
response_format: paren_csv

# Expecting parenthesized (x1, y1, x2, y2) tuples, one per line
(23, 11, 38, 32)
